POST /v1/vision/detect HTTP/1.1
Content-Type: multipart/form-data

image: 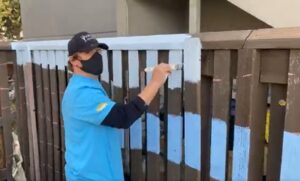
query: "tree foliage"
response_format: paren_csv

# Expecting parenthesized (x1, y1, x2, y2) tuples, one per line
(0, 0, 21, 40)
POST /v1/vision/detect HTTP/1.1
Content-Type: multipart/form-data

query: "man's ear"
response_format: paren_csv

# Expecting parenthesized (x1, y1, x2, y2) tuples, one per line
(70, 60, 82, 68)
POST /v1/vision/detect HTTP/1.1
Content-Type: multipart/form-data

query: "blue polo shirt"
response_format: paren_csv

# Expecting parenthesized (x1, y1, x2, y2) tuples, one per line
(62, 74, 124, 181)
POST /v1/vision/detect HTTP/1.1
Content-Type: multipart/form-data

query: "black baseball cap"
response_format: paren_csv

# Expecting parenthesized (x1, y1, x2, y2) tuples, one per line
(68, 31, 109, 56)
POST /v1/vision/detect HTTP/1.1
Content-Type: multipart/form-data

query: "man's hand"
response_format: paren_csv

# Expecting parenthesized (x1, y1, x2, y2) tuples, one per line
(138, 63, 172, 105)
(150, 63, 172, 87)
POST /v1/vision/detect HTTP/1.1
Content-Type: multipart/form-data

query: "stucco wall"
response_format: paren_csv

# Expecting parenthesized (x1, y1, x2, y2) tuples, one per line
(20, 0, 117, 40)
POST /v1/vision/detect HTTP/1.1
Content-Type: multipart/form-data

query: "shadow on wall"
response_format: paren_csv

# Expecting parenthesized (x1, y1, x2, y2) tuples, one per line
(201, 0, 271, 32)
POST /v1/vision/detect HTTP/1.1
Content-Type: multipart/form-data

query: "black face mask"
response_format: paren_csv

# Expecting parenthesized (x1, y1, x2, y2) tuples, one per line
(80, 52, 103, 75)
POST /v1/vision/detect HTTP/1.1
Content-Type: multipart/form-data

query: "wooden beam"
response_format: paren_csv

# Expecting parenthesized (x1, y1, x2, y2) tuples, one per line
(198, 27, 300, 49)
(189, 0, 200, 34)
(117, 0, 129, 36)
(0, 42, 11, 51)
(198, 30, 251, 50)
(245, 27, 300, 49)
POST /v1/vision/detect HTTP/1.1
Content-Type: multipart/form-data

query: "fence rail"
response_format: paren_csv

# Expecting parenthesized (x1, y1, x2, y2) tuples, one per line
(6, 27, 300, 181)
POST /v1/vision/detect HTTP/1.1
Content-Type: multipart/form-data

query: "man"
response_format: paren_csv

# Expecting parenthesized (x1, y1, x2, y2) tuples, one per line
(62, 32, 172, 181)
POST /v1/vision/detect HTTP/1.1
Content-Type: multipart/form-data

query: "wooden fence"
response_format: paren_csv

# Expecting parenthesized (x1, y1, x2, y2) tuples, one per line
(0, 43, 15, 181)
(199, 28, 300, 181)
(8, 27, 300, 181)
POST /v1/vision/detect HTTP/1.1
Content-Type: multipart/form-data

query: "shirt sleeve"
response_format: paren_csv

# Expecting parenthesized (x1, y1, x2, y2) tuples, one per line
(71, 88, 116, 125)
(101, 96, 148, 129)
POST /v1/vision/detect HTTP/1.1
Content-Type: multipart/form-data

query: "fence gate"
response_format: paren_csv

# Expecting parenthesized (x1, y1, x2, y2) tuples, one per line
(12, 35, 202, 181)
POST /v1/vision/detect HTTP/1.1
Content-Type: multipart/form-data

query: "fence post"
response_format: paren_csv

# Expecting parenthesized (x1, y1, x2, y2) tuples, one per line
(0, 58, 13, 181)
(232, 49, 268, 180)
(183, 38, 201, 180)
(280, 49, 300, 180)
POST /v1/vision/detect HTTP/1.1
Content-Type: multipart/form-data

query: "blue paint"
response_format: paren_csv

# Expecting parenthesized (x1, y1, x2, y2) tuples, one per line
(280, 131, 300, 180)
(130, 119, 142, 149)
(167, 115, 182, 164)
(232, 125, 250, 180)
(147, 113, 160, 154)
(184, 112, 201, 170)
(210, 119, 227, 181)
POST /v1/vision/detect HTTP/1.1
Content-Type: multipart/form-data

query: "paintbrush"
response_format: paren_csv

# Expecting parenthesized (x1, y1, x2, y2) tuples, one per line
(144, 64, 183, 72)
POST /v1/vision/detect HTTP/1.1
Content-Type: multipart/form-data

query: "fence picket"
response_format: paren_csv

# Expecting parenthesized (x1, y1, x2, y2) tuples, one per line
(128, 50, 144, 180)
(146, 50, 162, 181)
(233, 49, 268, 180)
(56, 50, 67, 181)
(266, 84, 286, 181)
(166, 50, 183, 181)
(33, 50, 47, 181)
(48, 50, 62, 181)
(210, 50, 233, 181)
(41, 50, 54, 181)
(0, 62, 13, 181)
(183, 38, 201, 180)
(280, 50, 300, 180)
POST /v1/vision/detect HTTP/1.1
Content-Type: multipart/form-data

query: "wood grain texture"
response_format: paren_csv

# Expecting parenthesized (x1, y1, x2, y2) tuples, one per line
(233, 49, 268, 180)
(266, 84, 286, 181)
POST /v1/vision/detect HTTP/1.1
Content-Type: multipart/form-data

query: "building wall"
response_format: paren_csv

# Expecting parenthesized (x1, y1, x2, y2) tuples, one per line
(20, 0, 117, 40)
(228, 0, 300, 28)
(126, 0, 189, 35)
(118, 0, 270, 36)
(201, 0, 270, 32)
(19, 0, 270, 40)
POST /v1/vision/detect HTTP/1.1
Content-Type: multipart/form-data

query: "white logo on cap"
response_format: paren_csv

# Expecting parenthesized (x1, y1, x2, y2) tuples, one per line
(80, 34, 93, 42)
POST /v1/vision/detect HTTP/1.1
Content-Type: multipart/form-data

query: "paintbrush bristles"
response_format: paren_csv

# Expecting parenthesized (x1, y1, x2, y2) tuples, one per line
(144, 64, 182, 72)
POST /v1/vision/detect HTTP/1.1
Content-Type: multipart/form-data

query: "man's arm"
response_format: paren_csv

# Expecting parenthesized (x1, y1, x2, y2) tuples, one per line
(101, 63, 171, 129)
(101, 96, 147, 129)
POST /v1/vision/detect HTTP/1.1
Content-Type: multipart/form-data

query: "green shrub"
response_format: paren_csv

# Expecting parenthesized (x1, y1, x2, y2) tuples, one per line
(0, 0, 21, 40)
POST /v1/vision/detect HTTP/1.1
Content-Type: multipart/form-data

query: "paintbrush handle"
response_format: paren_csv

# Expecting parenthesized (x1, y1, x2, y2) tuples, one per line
(144, 64, 182, 72)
